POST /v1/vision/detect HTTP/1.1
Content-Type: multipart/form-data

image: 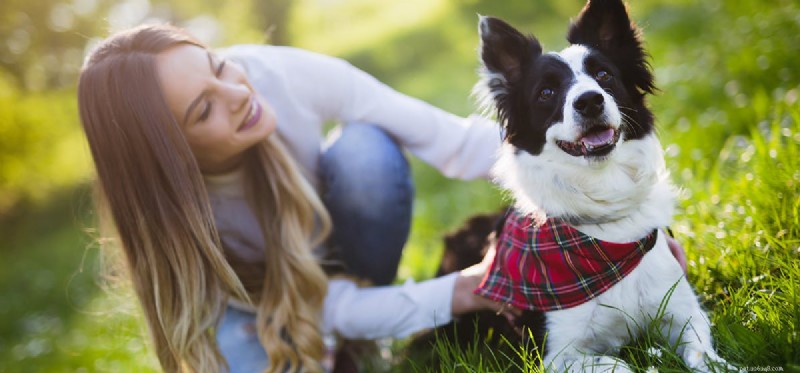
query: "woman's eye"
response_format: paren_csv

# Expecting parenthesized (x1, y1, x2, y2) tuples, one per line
(539, 88, 555, 101)
(215, 59, 226, 77)
(595, 70, 612, 82)
(198, 101, 212, 122)
(195, 58, 227, 123)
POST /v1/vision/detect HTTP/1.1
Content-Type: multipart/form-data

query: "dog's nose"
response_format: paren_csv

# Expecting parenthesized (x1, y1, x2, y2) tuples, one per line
(573, 92, 605, 118)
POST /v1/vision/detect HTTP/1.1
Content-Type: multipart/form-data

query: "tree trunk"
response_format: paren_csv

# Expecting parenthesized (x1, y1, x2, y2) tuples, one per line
(254, 0, 293, 45)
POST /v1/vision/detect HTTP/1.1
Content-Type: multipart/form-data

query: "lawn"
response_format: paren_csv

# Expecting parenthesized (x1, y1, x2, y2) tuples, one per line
(1, 0, 798, 372)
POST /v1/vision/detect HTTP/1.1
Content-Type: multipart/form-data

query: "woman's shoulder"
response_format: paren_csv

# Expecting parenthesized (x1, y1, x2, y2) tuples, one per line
(221, 44, 289, 58)
(220, 44, 342, 65)
(220, 44, 355, 93)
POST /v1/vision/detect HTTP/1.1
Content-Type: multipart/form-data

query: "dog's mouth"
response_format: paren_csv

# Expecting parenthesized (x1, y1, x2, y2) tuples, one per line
(556, 126, 620, 158)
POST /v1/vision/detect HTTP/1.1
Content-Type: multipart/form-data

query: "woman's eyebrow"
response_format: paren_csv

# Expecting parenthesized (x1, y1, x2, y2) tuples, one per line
(181, 51, 216, 126)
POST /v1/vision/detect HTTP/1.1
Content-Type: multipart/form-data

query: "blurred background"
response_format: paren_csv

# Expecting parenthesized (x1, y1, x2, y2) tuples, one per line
(1, 0, 798, 371)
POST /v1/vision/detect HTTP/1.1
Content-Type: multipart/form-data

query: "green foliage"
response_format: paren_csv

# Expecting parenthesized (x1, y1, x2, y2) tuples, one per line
(0, 0, 114, 91)
(0, 86, 92, 213)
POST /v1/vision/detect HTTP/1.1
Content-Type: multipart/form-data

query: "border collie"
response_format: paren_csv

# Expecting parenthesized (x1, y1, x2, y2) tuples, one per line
(471, 0, 734, 371)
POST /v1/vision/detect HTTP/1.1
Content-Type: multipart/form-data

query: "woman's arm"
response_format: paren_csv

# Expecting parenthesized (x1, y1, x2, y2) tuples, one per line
(322, 274, 458, 340)
(322, 247, 518, 340)
(227, 44, 502, 180)
(306, 50, 502, 180)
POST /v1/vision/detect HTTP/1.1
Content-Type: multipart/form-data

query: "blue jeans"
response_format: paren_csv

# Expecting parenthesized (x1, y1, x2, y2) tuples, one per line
(217, 123, 413, 372)
(320, 123, 414, 285)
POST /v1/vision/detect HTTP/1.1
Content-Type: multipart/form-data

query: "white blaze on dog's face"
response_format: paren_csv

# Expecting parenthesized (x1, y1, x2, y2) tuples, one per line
(545, 45, 624, 161)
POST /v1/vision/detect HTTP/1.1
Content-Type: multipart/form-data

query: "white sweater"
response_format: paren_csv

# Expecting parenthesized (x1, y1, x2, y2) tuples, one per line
(206, 45, 500, 339)
(224, 44, 501, 185)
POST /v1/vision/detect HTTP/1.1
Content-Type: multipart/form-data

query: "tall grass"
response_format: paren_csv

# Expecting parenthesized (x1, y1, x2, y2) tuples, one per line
(691, 106, 800, 368)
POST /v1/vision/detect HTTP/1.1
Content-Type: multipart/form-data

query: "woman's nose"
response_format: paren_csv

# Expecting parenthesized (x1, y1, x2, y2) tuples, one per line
(220, 82, 250, 111)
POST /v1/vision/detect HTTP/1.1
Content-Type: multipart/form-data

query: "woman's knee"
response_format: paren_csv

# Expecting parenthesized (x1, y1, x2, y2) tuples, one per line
(217, 307, 269, 373)
(320, 123, 413, 216)
(320, 123, 414, 285)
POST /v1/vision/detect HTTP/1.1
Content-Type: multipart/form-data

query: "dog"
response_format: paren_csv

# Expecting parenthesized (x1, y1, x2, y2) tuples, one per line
(464, 0, 735, 371)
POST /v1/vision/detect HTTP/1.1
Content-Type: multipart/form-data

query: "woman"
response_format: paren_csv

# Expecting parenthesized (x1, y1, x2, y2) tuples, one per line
(78, 23, 513, 373)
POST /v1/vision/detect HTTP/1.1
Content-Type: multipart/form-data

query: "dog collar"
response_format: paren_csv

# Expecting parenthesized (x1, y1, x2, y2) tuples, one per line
(475, 208, 658, 312)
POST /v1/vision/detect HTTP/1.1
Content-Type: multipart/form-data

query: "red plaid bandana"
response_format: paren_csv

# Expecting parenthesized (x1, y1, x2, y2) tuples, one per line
(475, 209, 658, 312)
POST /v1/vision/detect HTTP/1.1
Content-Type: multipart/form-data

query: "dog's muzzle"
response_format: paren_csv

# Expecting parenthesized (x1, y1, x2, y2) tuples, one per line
(556, 126, 620, 157)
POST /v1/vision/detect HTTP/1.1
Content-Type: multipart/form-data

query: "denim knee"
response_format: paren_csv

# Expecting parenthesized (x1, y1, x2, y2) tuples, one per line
(320, 123, 414, 285)
(217, 307, 269, 373)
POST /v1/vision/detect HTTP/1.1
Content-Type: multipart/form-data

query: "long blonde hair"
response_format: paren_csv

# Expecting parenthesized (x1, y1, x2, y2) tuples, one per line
(78, 24, 330, 372)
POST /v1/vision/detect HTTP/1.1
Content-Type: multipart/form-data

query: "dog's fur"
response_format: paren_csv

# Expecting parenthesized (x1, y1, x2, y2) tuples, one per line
(429, 1, 733, 371)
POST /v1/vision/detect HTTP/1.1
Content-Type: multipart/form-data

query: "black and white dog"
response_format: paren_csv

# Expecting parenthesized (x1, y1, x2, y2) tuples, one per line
(472, 0, 734, 371)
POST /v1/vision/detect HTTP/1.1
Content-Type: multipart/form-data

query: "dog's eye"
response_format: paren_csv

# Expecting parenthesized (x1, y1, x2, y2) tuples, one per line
(595, 70, 612, 82)
(539, 88, 555, 101)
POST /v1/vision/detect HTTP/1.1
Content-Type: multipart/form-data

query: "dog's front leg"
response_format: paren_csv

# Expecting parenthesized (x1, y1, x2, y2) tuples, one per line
(546, 353, 634, 373)
(660, 280, 737, 372)
(545, 302, 637, 373)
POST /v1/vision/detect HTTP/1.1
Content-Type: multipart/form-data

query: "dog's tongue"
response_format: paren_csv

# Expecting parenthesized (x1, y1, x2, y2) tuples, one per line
(581, 128, 615, 147)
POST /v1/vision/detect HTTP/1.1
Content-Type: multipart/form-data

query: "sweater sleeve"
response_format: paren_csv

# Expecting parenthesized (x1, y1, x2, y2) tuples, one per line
(229, 45, 502, 180)
(321, 273, 458, 339)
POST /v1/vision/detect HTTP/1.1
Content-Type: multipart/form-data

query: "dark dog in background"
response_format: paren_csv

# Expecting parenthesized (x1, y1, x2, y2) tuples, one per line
(407, 210, 526, 354)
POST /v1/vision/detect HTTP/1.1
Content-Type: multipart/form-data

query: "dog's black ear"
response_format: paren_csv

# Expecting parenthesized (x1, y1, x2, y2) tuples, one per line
(567, 0, 655, 95)
(567, 0, 636, 50)
(479, 16, 542, 85)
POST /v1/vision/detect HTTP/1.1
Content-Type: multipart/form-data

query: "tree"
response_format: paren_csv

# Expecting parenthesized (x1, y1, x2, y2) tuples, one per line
(253, 0, 293, 45)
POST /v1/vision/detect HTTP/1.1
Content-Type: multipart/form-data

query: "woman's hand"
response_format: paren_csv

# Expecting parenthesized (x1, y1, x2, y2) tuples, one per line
(450, 247, 520, 324)
(664, 231, 687, 273)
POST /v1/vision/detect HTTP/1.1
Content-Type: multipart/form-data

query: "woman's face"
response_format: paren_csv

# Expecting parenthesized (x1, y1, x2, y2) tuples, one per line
(157, 44, 277, 174)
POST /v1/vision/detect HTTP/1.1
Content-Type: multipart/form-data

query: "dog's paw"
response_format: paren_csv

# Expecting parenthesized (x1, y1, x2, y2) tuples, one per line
(551, 355, 634, 373)
(571, 356, 634, 373)
(591, 356, 634, 373)
(683, 348, 741, 373)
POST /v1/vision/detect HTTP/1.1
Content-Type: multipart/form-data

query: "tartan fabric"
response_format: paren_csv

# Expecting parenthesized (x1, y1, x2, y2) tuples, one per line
(475, 209, 658, 311)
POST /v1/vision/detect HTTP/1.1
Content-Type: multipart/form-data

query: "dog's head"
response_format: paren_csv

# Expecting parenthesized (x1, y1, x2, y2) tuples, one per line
(477, 0, 674, 225)
(477, 0, 655, 162)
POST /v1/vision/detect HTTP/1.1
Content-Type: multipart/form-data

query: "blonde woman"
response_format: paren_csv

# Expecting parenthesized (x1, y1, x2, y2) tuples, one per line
(77, 24, 520, 373)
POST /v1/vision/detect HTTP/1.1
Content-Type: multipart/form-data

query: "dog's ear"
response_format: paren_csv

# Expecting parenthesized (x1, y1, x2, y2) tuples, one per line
(478, 16, 542, 85)
(567, 0, 655, 95)
(567, 0, 636, 50)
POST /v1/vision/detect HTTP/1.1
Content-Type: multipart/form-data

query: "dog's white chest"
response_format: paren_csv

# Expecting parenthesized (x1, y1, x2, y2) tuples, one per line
(544, 233, 685, 353)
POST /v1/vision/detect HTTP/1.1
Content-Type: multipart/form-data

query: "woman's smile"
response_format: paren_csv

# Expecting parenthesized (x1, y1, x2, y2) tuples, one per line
(239, 98, 263, 132)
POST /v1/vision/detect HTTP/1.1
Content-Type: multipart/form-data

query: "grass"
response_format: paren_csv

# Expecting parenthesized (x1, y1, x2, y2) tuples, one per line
(1, 0, 798, 371)
(0, 187, 160, 372)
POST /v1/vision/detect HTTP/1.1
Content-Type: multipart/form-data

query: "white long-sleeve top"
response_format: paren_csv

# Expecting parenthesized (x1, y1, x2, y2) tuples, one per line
(223, 44, 501, 184)
(207, 45, 501, 339)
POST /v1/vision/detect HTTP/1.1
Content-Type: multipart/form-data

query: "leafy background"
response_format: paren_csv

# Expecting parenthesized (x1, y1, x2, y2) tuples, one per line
(0, 0, 798, 371)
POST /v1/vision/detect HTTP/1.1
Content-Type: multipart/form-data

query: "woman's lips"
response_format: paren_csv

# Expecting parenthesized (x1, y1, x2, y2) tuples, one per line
(238, 99, 262, 132)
